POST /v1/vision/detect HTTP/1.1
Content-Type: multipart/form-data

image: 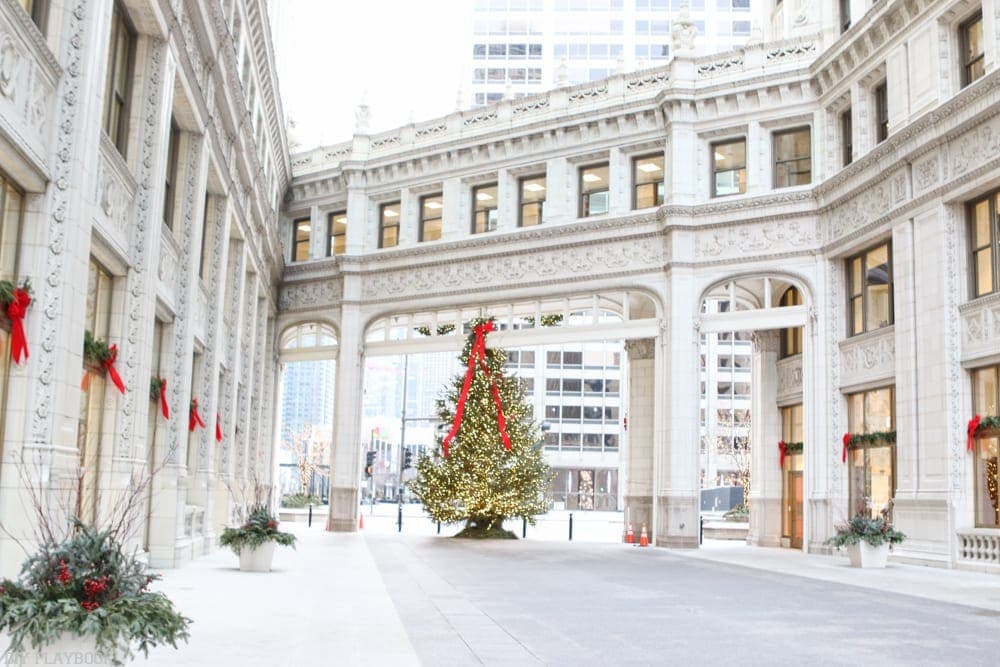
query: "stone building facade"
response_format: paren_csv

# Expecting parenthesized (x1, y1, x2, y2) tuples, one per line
(285, 0, 1000, 570)
(0, 0, 289, 574)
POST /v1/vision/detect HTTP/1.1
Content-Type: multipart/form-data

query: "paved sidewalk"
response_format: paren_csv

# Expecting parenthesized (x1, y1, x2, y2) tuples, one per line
(143, 523, 418, 667)
(670, 538, 1000, 612)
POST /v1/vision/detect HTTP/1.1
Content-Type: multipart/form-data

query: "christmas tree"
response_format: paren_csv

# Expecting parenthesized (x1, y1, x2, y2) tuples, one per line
(411, 318, 551, 538)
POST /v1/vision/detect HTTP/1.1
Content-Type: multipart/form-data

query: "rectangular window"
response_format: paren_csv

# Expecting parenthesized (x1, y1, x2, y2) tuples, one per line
(519, 175, 546, 227)
(711, 139, 746, 197)
(292, 217, 311, 261)
(0, 178, 24, 447)
(580, 163, 610, 217)
(328, 211, 347, 256)
(779, 287, 803, 358)
(198, 194, 211, 280)
(79, 258, 115, 525)
(839, 0, 850, 33)
(972, 365, 1000, 526)
(840, 107, 853, 167)
(874, 81, 888, 143)
(847, 242, 893, 336)
(163, 119, 180, 231)
(102, 2, 135, 156)
(846, 387, 896, 519)
(18, 0, 48, 31)
(968, 191, 999, 298)
(419, 194, 443, 242)
(633, 154, 664, 209)
(773, 127, 811, 188)
(472, 184, 498, 234)
(961, 12, 985, 88)
(379, 202, 400, 248)
(473, 44, 486, 58)
(780, 404, 804, 539)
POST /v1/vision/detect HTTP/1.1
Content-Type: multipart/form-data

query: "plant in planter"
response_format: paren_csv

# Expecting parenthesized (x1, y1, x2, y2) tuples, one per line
(0, 522, 190, 666)
(219, 505, 296, 573)
(826, 512, 906, 568)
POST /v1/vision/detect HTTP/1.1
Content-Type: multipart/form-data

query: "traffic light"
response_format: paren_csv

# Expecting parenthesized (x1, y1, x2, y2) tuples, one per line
(402, 448, 413, 470)
(365, 450, 376, 478)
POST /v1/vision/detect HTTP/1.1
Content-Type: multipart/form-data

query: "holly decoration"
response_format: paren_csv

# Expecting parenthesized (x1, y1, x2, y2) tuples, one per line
(0, 278, 31, 364)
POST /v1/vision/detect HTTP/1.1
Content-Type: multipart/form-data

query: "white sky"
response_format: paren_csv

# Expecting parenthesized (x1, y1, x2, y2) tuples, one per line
(272, 0, 473, 152)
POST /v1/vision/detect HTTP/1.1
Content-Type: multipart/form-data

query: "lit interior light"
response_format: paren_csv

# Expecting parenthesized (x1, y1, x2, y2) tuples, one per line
(383, 209, 399, 218)
(582, 173, 603, 182)
(523, 183, 546, 192)
(477, 192, 495, 201)
(638, 162, 662, 173)
(333, 216, 347, 224)
(298, 223, 311, 232)
(425, 201, 443, 209)
(714, 152, 725, 161)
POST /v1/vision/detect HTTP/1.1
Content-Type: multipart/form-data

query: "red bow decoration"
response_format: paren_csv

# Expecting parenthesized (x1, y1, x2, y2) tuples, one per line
(778, 440, 787, 469)
(441, 320, 511, 457)
(189, 398, 206, 432)
(842, 432, 851, 463)
(159, 378, 170, 420)
(103, 345, 126, 394)
(968, 415, 982, 452)
(215, 414, 223, 442)
(7, 287, 30, 364)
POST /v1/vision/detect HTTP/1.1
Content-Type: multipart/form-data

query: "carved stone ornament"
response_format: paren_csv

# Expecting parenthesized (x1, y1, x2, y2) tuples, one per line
(625, 338, 655, 360)
(839, 327, 895, 387)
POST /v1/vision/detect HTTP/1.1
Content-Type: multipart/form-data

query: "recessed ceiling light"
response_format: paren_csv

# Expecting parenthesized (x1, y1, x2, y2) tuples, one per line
(638, 162, 662, 172)
(582, 173, 603, 182)
(425, 201, 443, 209)
(714, 151, 725, 161)
(298, 223, 311, 232)
(383, 209, 399, 218)
(333, 216, 347, 224)
(524, 183, 546, 192)
(477, 192, 494, 201)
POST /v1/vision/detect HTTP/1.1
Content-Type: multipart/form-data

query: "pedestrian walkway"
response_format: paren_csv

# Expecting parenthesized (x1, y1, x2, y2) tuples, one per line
(141, 522, 1000, 665)
(672, 538, 1000, 612)
(144, 523, 418, 667)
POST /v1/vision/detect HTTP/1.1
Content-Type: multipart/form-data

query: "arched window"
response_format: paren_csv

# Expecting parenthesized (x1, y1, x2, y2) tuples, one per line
(779, 287, 803, 358)
(280, 322, 338, 357)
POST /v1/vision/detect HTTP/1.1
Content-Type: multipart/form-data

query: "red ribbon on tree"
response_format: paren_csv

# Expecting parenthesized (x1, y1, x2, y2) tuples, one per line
(159, 378, 170, 420)
(189, 398, 206, 432)
(968, 415, 982, 452)
(842, 432, 851, 463)
(441, 320, 511, 457)
(7, 287, 30, 364)
(103, 345, 126, 394)
(215, 414, 223, 442)
(778, 440, 787, 469)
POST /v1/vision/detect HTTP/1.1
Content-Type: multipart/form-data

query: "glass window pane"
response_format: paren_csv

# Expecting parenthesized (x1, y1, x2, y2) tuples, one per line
(521, 176, 546, 203)
(973, 367, 998, 416)
(634, 155, 663, 185)
(864, 387, 894, 432)
(581, 164, 609, 194)
(965, 16, 983, 62)
(975, 249, 993, 297)
(713, 141, 745, 171)
(850, 258, 863, 296)
(0, 184, 21, 281)
(972, 200, 991, 247)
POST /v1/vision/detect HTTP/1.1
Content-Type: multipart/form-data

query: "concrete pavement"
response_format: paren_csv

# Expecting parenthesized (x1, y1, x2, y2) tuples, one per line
(141, 519, 1000, 665)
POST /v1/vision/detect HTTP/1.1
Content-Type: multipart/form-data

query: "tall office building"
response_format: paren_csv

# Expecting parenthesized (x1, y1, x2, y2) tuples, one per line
(469, 0, 753, 106)
(280, 360, 337, 443)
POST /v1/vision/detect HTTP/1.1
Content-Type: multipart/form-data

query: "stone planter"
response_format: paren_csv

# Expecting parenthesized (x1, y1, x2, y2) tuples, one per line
(238, 541, 277, 572)
(8, 632, 113, 666)
(847, 541, 890, 568)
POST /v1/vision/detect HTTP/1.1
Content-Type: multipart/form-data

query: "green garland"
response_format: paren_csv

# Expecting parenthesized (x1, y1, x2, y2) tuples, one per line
(782, 441, 803, 454)
(83, 330, 114, 364)
(975, 416, 1000, 435)
(847, 431, 896, 449)
(149, 377, 165, 402)
(524, 314, 564, 327)
(0, 277, 31, 308)
(414, 324, 456, 337)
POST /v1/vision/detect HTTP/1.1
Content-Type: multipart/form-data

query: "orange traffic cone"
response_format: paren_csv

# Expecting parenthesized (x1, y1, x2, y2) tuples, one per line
(358, 513, 364, 530)
(639, 523, 649, 547)
(625, 523, 634, 544)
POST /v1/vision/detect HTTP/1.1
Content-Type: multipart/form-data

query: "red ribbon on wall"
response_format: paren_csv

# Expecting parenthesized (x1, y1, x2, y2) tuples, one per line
(778, 440, 787, 469)
(159, 378, 170, 420)
(215, 414, 223, 442)
(189, 398, 206, 432)
(968, 415, 982, 452)
(7, 287, 30, 364)
(103, 345, 126, 394)
(441, 320, 511, 457)
(842, 432, 851, 463)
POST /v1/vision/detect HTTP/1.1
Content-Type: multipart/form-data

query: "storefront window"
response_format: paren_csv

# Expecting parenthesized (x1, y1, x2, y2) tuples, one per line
(780, 404, 803, 544)
(847, 386, 895, 519)
(973, 365, 1000, 527)
(0, 177, 24, 459)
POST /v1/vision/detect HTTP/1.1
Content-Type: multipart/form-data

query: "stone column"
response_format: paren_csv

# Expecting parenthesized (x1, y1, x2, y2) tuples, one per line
(658, 270, 699, 547)
(608, 147, 628, 214)
(624, 338, 655, 538)
(343, 170, 367, 254)
(747, 331, 783, 547)
(496, 168, 517, 232)
(544, 156, 571, 223)
(327, 276, 364, 531)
